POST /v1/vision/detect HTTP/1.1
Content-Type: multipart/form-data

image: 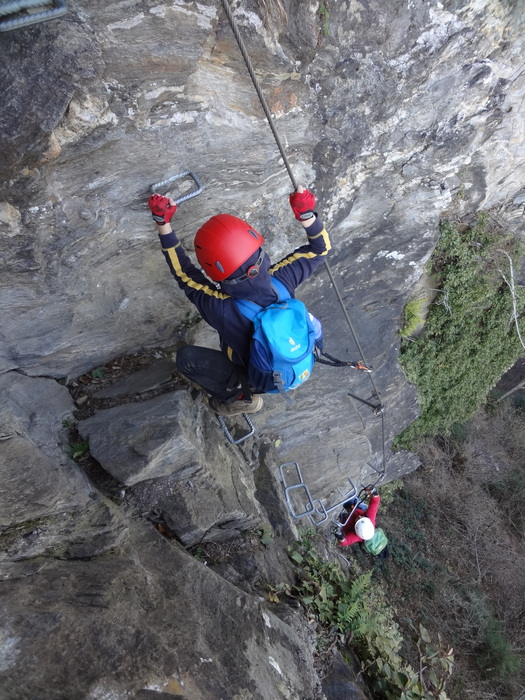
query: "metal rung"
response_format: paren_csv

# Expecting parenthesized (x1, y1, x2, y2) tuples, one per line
(311, 481, 359, 527)
(0, 0, 50, 16)
(279, 462, 360, 527)
(337, 503, 360, 529)
(279, 462, 328, 523)
(308, 499, 329, 526)
(0, 0, 67, 31)
(279, 461, 303, 488)
(331, 483, 368, 530)
(284, 483, 317, 519)
(279, 462, 316, 519)
(324, 479, 358, 516)
(150, 170, 202, 205)
(217, 413, 255, 444)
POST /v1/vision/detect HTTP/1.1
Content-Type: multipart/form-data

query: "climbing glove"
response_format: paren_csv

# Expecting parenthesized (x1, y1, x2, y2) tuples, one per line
(289, 188, 316, 221)
(149, 194, 177, 225)
(331, 523, 345, 541)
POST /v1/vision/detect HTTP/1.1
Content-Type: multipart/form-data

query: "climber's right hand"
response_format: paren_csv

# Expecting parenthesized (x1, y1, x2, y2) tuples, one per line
(149, 194, 177, 225)
(289, 185, 316, 221)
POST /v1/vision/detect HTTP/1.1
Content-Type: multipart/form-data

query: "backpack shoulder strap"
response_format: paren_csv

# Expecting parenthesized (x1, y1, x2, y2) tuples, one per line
(235, 297, 261, 321)
(270, 277, 291, 302)
(234, 277, 291, 321)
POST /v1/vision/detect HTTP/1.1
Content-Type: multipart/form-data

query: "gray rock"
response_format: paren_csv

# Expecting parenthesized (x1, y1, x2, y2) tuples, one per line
(0, 519, 324, 700)
(0, 0, 523, 381)
(79, 389, 265, 545)
(78, 390, 202, 486)
(92, 358, 178, 398)
(0, 372, 125, 561)
(322, 650, 369, 700)
(0, 372, 90, 528)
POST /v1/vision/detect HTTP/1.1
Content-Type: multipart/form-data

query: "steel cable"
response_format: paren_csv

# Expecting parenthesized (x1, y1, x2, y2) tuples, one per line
(219, 0, 298, 190)
(220, 0, 386, 479)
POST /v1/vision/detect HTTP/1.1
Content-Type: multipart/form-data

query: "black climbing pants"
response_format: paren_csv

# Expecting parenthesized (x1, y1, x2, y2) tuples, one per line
(176, 345, 247, 402)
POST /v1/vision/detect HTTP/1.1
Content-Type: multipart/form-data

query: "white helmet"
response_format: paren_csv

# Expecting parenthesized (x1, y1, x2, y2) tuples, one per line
(355, 517, 375, 541)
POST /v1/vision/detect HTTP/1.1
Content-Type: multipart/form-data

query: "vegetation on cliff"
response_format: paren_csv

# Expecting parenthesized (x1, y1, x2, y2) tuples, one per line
(280, 400, 525, 699)
(382, 404, 525, 700)
(397, 213, 525, 446)
(279, 525, 454, 699)
(277, 213, 525, 698)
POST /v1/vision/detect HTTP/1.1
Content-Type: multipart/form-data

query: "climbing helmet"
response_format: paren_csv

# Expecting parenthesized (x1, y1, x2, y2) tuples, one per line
(194, 214, 265, 282)
(355, 517, 375, 541)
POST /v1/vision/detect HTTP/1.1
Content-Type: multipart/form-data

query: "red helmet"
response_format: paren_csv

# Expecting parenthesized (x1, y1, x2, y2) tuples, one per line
(194, 214, 265, 282)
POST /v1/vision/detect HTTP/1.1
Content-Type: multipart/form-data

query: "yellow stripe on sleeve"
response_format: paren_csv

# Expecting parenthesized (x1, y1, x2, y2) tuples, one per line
(308, 227, 332, 251)
(164, 246, 230, 300)
(269, 226, 331, 273)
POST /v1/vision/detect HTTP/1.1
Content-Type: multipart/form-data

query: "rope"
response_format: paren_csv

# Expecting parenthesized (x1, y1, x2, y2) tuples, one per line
(220, 0, 386, 479)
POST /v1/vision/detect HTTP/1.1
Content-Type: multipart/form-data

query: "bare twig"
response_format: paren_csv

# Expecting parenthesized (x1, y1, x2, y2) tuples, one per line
(429, 288, 452, 315)
(497, 249, 525, 352)
(497, 378, 525, 404)
(471, 520, 485, 584)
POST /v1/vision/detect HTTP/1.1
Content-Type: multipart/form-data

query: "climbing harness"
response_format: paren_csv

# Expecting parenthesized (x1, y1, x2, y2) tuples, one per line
(0, 0, 67, 32)
(315, 351, 372, 373)
(218, 0, 386, 470)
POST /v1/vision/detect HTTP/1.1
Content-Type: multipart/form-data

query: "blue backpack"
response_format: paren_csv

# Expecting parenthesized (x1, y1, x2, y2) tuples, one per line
(235, 278, 321, 399)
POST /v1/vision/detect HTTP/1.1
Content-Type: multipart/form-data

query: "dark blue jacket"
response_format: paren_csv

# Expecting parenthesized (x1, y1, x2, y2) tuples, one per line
(158, 215, 331, 367)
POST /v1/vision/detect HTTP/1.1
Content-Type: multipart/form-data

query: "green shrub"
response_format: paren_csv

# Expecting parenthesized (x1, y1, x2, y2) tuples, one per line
(375, 479, 404, 507)
(479, 614, 521, 681)
(69, 439, 89, 460)
(399, 298, 426, 338)
(397, 215, 525, 448)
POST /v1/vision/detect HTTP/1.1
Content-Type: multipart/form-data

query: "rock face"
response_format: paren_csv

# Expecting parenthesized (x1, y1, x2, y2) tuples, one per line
(0, 369, 337, 699)
(2, 517, 325, 700)
(77, 388, 266, 544)
(0, 0, 524, 697)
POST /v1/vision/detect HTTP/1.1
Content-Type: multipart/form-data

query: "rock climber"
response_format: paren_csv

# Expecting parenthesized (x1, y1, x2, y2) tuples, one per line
(334, 486, 381, 547)
(148, 186, 331, 417)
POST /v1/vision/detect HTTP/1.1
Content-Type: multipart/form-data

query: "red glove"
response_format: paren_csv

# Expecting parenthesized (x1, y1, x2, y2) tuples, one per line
(289, 188, 316, 221)
(148, 194, 177, 225)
